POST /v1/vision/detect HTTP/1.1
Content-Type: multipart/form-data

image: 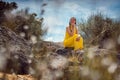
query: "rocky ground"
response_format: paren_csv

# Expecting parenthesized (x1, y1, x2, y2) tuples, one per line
(0, 26, 120, 80)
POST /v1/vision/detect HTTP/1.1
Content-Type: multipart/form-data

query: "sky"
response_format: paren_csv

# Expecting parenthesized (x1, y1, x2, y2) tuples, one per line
(4, 0, 120, 42)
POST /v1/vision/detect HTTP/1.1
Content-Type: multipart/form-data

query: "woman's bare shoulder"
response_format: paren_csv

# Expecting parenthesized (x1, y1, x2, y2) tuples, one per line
(66, 26, 69, 32)
(66, 26, 69, 28)
(66, 26, 69, 30)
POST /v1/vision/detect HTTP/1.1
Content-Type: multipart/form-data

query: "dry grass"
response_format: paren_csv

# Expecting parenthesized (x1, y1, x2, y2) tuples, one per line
(0, 72, 35, 80)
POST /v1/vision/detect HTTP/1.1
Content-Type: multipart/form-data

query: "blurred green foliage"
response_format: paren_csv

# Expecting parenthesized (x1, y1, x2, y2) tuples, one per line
(78, 13, 120, 50)
(0, 1, 47, 41)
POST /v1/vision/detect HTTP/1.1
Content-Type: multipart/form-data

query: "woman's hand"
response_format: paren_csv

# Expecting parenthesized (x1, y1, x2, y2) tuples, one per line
(76, 35, 81, 41)
(76, 36, 80, 41)
(66, 27, 74, 36)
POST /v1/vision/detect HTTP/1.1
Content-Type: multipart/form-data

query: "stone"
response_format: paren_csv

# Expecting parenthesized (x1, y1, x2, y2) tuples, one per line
(0, 26, 32, 74)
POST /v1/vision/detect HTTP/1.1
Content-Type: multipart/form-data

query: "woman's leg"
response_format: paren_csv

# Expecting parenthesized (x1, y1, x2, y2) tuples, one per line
(64, 34, 77, 47)
(64, 34, 83, 50)
(64, 37, 74, 47)
(73, 36, 84, 63)
(74, 35, 83, 50)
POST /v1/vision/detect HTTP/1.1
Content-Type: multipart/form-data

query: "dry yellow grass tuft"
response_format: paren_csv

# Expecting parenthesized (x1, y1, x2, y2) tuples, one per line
(0, 72, 35, 80)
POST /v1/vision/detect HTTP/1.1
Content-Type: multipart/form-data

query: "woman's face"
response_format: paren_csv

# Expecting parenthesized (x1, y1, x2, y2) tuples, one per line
(70, 18, 76, 26)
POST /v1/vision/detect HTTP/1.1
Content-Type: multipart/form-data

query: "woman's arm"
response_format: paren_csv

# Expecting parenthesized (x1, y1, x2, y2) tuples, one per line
(75, 27, 81, 36)
(66, 27, 74, 36)
(75, 26, 78, 34)
(75, 27, 81, 41)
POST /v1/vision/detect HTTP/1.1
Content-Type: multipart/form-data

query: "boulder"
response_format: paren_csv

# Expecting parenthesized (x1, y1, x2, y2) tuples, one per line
(0, 26, 32, 74)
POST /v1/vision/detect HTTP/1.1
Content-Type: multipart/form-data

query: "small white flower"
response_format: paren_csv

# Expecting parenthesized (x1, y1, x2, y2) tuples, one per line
(81, 66, 90, 76)
(87, 47, 97, 59)
(0, 54, 7, 70)
(54, 70, 63, 78)
(50, 55, 68, 69)
(29, 67, 35, 75)
(20, 32, 25, 37)
(23, 25, 29, 30)
(30, 35, 37, 44)
(101, 57, 113, 66)
(108, 63, 117, 73)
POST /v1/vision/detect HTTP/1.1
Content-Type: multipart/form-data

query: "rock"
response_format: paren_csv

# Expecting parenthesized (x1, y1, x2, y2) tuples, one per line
(0, 26, 32, 74)
(55, 47, 74, 57)
(34, 41, 64, 57)
(55, 48, 70, 57)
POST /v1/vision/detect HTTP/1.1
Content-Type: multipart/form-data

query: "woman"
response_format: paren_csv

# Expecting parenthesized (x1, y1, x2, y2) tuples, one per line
(63, 17, 83, 52)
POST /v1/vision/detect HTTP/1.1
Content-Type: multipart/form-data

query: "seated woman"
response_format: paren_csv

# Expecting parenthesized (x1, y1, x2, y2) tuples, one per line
(63, 17, 84, 52)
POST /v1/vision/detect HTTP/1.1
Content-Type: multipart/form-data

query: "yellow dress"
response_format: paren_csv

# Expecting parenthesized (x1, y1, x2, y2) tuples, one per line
(63, 27, 83, 50)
